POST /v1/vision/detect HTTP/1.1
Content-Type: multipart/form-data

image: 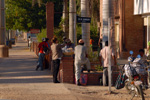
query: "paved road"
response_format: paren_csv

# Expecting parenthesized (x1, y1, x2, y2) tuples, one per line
(0, 38, 150, 100)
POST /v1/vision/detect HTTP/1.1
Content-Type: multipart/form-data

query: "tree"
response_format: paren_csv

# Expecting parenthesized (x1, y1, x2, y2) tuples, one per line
(6, 0, 63, 31)
(62, 0, 69, 38)
(69, 0, 76, 44)
(6, 0, 46, 31)
(81, 0, 90, 51)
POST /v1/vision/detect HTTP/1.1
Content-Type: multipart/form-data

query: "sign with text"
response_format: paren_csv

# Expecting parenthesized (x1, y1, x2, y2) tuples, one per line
(30, 29, 40, 34)
(77, 16, 91, 23)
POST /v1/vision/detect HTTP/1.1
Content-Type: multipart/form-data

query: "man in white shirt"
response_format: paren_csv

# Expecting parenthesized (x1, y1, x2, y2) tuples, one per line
(74, 39, 91, 85)
(99, 41, 116, 86)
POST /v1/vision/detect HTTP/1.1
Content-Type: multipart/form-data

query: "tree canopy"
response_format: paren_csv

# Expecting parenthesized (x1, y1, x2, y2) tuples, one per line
(5, 0, 63, 31)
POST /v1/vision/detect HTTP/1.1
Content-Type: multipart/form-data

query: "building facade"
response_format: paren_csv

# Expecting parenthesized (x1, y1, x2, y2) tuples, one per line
(100, 0, 144, 58)
(134, 0, 150, 49)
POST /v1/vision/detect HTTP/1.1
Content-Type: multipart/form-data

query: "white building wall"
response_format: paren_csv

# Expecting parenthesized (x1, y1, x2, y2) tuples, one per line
(134, 0, 150, 15)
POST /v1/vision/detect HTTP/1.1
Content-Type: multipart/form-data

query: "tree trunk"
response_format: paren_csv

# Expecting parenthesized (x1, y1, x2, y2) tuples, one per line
(63, 0, 69, 38)
(81, 0, 90, 51)
(69, 0, 76, 44)
(102, 0, 115, 47)
(0, 0, 5, 45)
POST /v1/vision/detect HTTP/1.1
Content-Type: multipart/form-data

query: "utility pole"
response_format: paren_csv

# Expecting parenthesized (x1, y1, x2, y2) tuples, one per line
(0, 0, 9, 57)
(108, 18, 112, 93)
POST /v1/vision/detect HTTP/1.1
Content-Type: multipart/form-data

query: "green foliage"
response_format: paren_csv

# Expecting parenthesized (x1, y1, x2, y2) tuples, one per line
(76, 24, 82, 41)
(6, 0, 63, 31)
(54, 28, 65, 43)
(95, 65, 103, 71)
(36, 29, 47, 42)
(6, 0, 46, 31)
(88, 47, 99, 62)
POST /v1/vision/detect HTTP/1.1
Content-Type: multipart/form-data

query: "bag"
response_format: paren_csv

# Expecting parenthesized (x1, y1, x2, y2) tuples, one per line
(115, 71, 125, 89)
(80, 74, 88, 86)
(124, 64, 138, 77)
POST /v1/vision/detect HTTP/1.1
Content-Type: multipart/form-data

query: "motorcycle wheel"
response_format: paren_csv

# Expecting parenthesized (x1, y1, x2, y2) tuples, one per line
(136, 85, 145, 100)
(125, 81, 131, 92)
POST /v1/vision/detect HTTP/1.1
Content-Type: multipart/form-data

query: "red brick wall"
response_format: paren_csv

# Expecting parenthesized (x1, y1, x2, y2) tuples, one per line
(59, 56, 74, 84)
(46, 2, 54, 45)
(46, 2, 54, 69)
(113, 0, 144, 58)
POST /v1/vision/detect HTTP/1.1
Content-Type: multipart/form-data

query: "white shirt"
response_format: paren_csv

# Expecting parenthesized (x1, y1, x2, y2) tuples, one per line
(99, 46, 115, 67)
(74, 45, 87, 61)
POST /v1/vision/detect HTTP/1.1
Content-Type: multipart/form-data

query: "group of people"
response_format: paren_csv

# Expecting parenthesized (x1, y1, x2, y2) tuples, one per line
(35, 36, 91, 84)
(35, 36, 118, 86)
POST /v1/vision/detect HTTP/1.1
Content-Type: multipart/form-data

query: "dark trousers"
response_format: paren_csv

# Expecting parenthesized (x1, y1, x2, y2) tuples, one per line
(52, 59, 60, 82)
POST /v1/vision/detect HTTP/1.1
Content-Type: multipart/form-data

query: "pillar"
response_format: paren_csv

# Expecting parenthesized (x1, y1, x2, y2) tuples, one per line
(46, 2, 54, 45)
(46, 2, 54, 69)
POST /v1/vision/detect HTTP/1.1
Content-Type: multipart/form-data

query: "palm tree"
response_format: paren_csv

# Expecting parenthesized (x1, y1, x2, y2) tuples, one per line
(101, 0, 115, 47)
(0, 0, 5, 45)
(81, 0, 90, 51)
(69, 0, 76, 44)
(62, 0, 69, 38)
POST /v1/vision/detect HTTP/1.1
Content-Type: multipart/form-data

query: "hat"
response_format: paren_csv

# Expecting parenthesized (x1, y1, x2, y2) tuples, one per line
(78, 39, 84, 43)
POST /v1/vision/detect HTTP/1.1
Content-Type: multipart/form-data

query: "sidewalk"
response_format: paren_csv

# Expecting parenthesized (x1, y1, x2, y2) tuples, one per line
(0, 38, 150, 100)
(0, 38, 75, 100)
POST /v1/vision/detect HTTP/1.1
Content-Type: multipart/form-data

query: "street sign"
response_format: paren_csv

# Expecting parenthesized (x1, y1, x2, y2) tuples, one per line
(30, 29, 40, 34)
(77, 16, 91, 23)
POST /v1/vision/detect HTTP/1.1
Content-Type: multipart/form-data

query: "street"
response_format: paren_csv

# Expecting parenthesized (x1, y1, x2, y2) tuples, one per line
(0, 38, 150, 100)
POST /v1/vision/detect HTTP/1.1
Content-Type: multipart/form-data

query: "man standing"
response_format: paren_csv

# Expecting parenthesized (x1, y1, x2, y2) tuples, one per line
(51, 37, 65, 83)
(99, 41, 116, 86)
(74, 39, 91, 85)
(36, 38, 48, 71)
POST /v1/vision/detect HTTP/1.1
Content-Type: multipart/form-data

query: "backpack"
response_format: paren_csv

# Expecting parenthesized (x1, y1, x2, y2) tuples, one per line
(42, 45, 49, 54)
(115, 71, 125, 89)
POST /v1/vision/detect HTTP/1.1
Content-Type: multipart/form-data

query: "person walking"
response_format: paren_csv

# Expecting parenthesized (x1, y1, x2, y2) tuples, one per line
(36, 38, 48, 71)
(99, 41, 116, 86)
(28, 36, 32, 47)
(51, 37, 65, 83)
(74, 39, 91, 86)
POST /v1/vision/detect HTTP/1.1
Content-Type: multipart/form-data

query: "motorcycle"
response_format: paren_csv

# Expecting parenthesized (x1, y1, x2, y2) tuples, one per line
(124, 51, 145, 100)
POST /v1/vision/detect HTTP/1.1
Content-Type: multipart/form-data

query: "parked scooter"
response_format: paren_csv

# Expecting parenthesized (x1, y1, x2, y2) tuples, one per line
(124, 51, 145, 100)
